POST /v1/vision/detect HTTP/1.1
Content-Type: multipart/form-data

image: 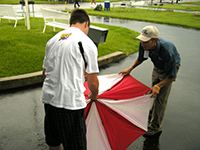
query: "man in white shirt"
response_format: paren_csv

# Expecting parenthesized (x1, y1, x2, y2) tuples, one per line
(41, 9, 99, 150)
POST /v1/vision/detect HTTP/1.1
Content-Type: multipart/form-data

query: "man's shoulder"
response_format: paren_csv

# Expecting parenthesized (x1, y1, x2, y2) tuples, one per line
(158, 37, 174, 45)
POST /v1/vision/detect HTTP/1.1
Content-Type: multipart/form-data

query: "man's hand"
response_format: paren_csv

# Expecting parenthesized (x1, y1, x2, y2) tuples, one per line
(149, 76, 176, 98)
(119, 59, 142, 77)
(88, 92, 98, 101)
(148, 85, 160, 98)
(119, 68, 131, 76)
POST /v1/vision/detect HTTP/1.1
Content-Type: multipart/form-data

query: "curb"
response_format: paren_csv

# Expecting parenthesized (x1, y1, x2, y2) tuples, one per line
(0, 51, 126, 91)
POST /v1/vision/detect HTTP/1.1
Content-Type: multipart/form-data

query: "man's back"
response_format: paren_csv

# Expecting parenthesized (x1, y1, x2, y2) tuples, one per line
(41, 27, 98, 110)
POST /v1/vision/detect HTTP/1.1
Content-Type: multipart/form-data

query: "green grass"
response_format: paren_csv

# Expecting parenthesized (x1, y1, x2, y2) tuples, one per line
(145, 3, 200, 11)
(0, 18, 54, 77)
(0, 1, 200, 77)
(0, 0, 122, 4)
(96, 24, 139, 56)
(0, 0, 66, 4)
(1, 0, 200, 4)
(67, 8, 200, 30)
(0, 18, 139, 77)
(182, 2, 200, 5)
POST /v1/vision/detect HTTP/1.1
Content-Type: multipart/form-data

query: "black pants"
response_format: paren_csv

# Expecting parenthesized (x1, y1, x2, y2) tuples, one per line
(44, 104, 86, 150)
(74, 0, 80, 8)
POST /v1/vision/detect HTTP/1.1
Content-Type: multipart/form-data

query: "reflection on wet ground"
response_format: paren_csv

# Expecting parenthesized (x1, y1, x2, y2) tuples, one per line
(143, 132, 162, 150)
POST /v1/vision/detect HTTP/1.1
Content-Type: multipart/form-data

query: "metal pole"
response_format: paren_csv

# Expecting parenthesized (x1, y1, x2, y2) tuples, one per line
(25, 0, 30, 30)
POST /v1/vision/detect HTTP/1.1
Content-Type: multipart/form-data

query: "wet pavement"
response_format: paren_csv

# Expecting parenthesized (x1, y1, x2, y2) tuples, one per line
(1, 3, 200, 150)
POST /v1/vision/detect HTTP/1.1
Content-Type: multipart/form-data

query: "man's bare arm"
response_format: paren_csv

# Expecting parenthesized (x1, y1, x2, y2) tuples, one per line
(87, 73, 99, 100)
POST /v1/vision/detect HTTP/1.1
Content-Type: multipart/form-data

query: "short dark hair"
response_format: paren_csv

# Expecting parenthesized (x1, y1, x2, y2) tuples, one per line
(70, 9, 90, 26)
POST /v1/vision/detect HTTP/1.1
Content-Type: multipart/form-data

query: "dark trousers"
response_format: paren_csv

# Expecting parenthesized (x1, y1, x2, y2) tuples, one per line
(74, 0, 80, 8)
(44, 104, 86, 150)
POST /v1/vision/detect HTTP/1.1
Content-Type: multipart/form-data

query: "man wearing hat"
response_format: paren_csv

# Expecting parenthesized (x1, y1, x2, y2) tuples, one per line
(119, 25, 181, 136)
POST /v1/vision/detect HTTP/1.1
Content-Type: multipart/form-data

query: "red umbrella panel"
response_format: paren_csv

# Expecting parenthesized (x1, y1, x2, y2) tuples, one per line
(84, 74, 152, 150)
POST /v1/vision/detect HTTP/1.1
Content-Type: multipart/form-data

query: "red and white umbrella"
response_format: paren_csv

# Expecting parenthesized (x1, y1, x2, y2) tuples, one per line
(84, 74, 152, 150)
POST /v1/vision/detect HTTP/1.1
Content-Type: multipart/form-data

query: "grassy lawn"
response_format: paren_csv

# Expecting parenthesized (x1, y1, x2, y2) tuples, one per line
(0, 0, 65, 4)
(0, 0, 122, 4)
(0, 1, 200, 77)
(1, 0, 200, 4)
(66, 8, 200, 30)
(146, 3, 200, 11)
(0, 18, 139, 77)
(181, 1, 200, 5)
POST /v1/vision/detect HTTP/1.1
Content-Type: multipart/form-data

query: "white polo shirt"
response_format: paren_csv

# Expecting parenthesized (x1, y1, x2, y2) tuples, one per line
(41, 27, 99, 110)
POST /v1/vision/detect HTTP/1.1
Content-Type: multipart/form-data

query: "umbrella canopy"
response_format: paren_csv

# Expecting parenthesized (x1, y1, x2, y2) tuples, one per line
(84, 74, 151, 150)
